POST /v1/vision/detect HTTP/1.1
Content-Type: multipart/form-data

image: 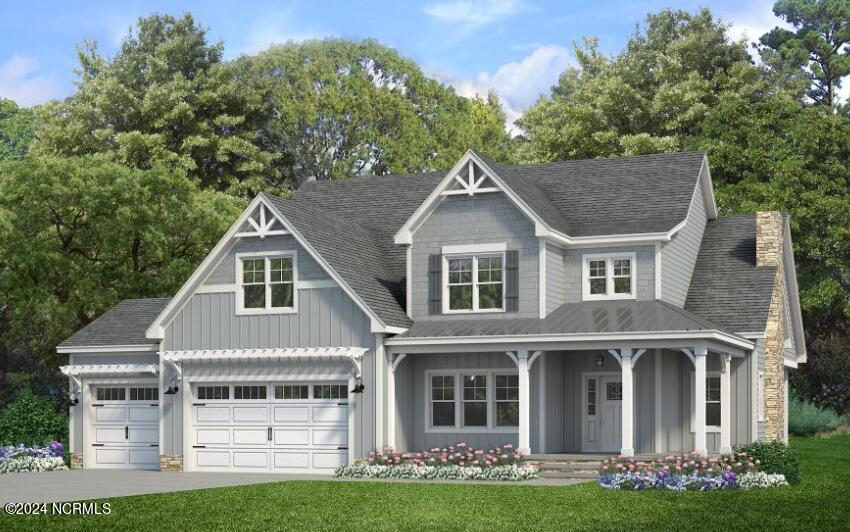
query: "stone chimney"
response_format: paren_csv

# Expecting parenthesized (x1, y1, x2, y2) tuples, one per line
(756, 211, 786, 441)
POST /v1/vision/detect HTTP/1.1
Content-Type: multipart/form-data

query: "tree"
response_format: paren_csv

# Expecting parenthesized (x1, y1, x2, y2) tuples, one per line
(0, 98, 35, 161)
(236, 39, 512, 188)
(759, 0, 850, 109)
(0, 155, 240, 401)
(33, 13, 275, 195)
(516, 9, 758, 161)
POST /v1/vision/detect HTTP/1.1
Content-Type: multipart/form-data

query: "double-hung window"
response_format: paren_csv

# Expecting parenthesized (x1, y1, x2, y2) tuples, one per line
(430, 375, 455, 427)
(691, 373, 723, 432)
(582, 253, 636, 300)
(237, 252, 296, 313)
(462, 375, 488, 427)
(444, 248, 505, 313)
(495, 375, 519, 427)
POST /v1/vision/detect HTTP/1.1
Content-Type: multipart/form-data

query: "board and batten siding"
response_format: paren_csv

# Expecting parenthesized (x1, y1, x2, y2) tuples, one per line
(661, 169, 708, 306)
(563, 245, 656, 302)
(410, 192, 540, 320)
(546, 243, 566, 314)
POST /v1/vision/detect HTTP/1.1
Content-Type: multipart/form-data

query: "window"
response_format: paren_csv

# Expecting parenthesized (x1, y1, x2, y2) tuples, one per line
(313, 384, 347, 400)
(197, 386, 229, 400)
(706, 376, 721, 427)
(495, 375, 519, 426)
(274, 385, 309, 400)
(583, 253, 636, 300)
(587, 378, 597, 415)
(462, 375, 488, 427)
(129, 387, 158, 401)
(430, 375, 455, 427)
(606, 381, 623, 401)
(96, 387, 125, 401)
(234, 385, 267, 400)
(444, 253, 504, 313)
(237, 253, 296, 313)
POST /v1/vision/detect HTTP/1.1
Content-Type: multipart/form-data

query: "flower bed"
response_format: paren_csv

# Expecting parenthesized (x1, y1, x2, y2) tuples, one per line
(597, 451, 788, 491)
(335, 443, 538, 481)
(0, 442, 68, 474)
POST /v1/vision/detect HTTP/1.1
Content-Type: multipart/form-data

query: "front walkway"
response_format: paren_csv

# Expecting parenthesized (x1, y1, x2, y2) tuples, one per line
(0, 470, 332, 504)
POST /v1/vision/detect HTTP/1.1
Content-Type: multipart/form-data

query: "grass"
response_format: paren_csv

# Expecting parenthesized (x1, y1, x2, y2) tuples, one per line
(4, 435, 850, 531)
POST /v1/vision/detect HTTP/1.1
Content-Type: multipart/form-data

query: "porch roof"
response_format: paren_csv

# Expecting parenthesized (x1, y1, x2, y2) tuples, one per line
(395, 300, 733, 339)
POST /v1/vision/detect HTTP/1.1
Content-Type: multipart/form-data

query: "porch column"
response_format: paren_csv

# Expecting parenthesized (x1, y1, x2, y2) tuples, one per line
(387, 353, 406, 449)
(620, 347, 634, 457)
(517, 350, 531, 454)
(720, 353, 732, 454)
(694, 343, 708, 456)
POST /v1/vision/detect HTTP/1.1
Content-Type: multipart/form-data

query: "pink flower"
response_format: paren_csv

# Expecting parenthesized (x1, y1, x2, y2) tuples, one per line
(602, 465, 609, 471)
(458, 442, 467, 448)
(441, 458, 448, 463)
(504, 444, 513, 449)
(485, 460, 491, 466)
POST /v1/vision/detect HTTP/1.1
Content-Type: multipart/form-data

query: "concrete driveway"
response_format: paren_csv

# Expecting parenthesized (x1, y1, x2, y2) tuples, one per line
(0, 469, 332, 504)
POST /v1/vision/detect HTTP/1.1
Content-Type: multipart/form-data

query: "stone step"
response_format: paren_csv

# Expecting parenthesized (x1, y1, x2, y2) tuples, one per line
(540, 470, 598, 479)
(539, 462, 602, 471)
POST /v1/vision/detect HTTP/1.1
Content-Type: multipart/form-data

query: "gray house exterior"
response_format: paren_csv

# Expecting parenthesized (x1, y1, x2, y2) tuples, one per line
(58, 150, 806, 473)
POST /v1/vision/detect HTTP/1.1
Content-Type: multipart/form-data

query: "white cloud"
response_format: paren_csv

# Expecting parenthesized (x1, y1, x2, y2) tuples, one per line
(0, 54, 61, 106)
(234, 10, 335, 57)
(433, 44, 570, 135)
(423, 0, 529, 29)
(724, 1, 788, 46)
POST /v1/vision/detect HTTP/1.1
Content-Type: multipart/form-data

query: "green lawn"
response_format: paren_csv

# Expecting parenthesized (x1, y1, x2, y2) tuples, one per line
(4, 436, 850, 531)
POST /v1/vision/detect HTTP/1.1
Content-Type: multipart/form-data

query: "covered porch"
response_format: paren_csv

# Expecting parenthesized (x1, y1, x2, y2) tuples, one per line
(384, 335, 754, 458)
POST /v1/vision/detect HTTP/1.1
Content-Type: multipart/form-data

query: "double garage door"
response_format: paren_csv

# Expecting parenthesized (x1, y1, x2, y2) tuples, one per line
(191, 382, 349, 473)
(90, 385, 160, 470)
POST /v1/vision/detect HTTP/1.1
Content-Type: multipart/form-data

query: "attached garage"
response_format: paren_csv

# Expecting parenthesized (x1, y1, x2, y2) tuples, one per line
(89, 385, 160, 469)
(189, 382, 349, 473)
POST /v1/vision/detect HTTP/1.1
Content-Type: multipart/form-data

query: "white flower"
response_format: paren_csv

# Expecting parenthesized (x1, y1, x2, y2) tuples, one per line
(738, 472, 788, 489)
(335, 463, 538, 481)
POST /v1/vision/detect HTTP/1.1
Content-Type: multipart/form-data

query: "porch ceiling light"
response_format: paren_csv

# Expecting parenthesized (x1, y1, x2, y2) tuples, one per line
(596, 354, 605, 367)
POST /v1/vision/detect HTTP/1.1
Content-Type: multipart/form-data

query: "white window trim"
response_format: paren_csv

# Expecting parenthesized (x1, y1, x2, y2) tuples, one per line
(235, 250, 298, 315)
(690, 371, 722, 433)
(424, 369, 518, 433)
(582, 252, 637, 301)
(442, 249, 507, 314)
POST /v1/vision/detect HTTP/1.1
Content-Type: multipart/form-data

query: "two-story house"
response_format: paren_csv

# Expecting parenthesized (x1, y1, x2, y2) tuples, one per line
(58, 150, 806, 473)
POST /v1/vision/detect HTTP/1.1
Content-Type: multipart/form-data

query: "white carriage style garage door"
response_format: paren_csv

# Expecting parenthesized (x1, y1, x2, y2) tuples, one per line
(89, 385, 160, 469)
(190, 382, 349, 473)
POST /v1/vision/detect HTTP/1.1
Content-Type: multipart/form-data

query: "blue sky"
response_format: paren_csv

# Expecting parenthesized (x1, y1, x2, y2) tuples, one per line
(0, 1, 785, 128)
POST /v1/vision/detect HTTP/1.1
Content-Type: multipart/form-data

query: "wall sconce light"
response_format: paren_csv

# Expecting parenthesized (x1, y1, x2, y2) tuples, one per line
(595, 354, 605, 367)
(350, 376, 365, 394)
(68, 390, 79, 406)
(164, 377, 180, 395)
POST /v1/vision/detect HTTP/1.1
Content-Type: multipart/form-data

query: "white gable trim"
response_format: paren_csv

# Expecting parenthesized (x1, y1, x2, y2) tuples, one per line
(699, 155, 719, 220)
(782, 220, 807, 362)
(394, 151, 550, 245)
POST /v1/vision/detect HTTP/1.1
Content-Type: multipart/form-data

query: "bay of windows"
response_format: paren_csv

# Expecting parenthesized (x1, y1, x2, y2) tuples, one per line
(428, 371, 518, 431)
(445, 254, 504, 312)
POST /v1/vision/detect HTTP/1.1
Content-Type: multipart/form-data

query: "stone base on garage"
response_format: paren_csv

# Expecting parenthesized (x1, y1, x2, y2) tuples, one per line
(70, 453, 83, 470)
(160, 454, 183, 472)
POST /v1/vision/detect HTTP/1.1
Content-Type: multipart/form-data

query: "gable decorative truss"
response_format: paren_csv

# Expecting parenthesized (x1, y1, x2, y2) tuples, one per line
(147, 194, 401, 339)
(394, 150, 718, 247)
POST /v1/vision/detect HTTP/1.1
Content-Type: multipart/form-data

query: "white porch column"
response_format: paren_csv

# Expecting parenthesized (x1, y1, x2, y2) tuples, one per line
(620, 347, 634, 457)
(517, 350, 531, 454)
(720, 353, 732, 454)
(694, 343, 708, 456)
(387, 353, 406, 449)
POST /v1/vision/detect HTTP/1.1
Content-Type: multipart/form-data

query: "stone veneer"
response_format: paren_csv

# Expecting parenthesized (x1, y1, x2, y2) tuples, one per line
(70, 452, 83, 470)
(160, 454, 183, 472)
(756, 211, 786, 441)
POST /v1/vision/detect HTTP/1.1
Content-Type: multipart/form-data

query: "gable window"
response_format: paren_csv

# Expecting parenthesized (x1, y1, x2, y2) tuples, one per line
(582, 253, 636, 300)
(236, 252, 297, 314)
(443, 246, 505, 313)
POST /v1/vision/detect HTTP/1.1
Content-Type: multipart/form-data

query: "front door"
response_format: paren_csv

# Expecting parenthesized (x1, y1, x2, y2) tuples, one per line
(582, 374, 622, 453)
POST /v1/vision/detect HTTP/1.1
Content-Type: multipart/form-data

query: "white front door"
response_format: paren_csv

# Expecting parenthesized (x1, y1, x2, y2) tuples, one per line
(89, 385, 160, 469)
(189, 382, 349, 473)
(582, 374, 622, 453)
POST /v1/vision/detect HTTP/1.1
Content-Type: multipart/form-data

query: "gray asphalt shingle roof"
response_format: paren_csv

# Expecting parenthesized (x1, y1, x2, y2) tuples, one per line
(58, 298, 171, 348)
(685, 215, 777, 333)
(396, 299, 731, 338)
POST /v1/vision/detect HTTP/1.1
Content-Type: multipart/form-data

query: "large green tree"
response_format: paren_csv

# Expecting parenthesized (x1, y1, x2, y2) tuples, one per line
(0, 156, 239, 400)
(33, 13, 275, 195)
(759, 0, 850, 109)
(0, 98, 36, 161)
(236, 39, 512, 188)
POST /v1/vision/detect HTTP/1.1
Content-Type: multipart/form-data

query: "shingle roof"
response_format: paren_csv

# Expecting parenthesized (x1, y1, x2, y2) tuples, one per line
(685, 216, 777, 333)
(396, 299, 730, 338)
(58, 298, 171, 348)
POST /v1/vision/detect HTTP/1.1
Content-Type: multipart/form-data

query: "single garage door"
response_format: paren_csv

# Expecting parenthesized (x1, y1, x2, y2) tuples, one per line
(90, 385, 160, 469)
(191, 382, 349, 473)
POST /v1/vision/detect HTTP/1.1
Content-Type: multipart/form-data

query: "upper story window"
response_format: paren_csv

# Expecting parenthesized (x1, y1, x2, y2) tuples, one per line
(236, 251, 297, 314)
(582, 253, 636, 300)
(442, 244, 506, 313)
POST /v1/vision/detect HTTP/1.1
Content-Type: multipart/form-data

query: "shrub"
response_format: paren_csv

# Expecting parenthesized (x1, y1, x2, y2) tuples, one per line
(335, 463, 538, 481)
(0, 443, 68, 474)
(738, 472, 789, 489)
(364, 442, 523, 468)
(735, 441, 800, 484)
(789, 396, 842, 436)
(0, 391, 67, 446)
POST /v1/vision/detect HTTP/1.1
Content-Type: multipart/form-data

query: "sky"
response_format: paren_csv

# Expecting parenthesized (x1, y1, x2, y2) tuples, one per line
(0, 1, 788, 130)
